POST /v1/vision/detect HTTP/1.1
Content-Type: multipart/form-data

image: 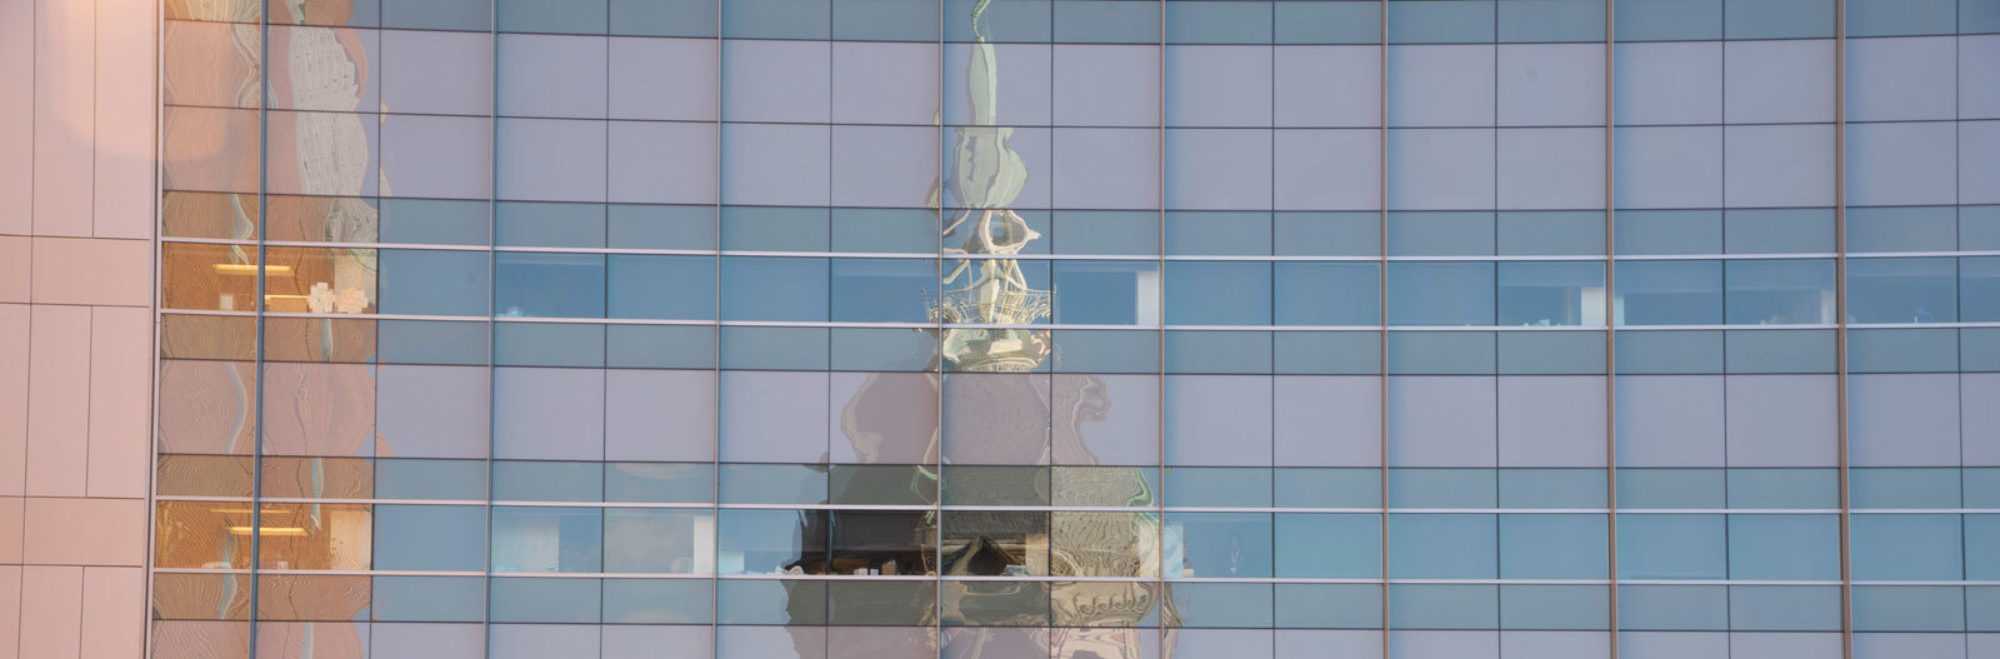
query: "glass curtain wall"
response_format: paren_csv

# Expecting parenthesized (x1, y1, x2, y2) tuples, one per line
(150, 0, 2000, 658)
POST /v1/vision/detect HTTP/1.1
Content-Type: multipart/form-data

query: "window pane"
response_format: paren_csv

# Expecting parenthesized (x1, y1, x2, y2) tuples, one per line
(1615, 261, 1721, 326)
(1497, 262, 1605, 326)
(718, 509, 829, 576)
(492, 507, 604, 573)
(495, 252, 606, 319)
(1387, 262, 1495, 326)
(1725, 259, 1835, 325)
(605, 509, 715, 574)
(1275, 262, 1381, 326)
(1166, 261, 1272, 325)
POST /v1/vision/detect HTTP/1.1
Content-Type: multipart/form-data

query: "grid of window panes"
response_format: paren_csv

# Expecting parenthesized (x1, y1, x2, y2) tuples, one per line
(150, 0, 2000, 657)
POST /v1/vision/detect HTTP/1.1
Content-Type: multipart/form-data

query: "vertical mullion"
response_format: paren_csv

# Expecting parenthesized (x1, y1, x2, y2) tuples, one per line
(482, 3, 500, 655)
(248, 3, 272, 655)
(1157, 0, 1170, 655)
(710, 0, 725, 654)
(933, 0, 946, 652)
(1604, 2, 1620, 658)
(1376, 2, 1391, 658)
(1835, 1, 1854, 658)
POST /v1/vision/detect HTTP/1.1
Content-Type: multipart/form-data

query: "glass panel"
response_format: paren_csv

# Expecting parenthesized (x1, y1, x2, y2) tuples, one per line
(718, 509, 829, 576)
(941, 511, 1050, 576)
(1497, 261, 1605, 326)
(1726, 259, 1836, 325)
(491, 507, 605, 573)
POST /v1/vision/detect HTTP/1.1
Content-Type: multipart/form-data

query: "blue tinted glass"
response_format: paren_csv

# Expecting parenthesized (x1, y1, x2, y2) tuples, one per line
(719, 464, 830, 505)
(372, 575, 487, 622)
(1056, 211, 1159, 256)
(1165, 467, 1273, 508)
(1387, 262, 1495, 326)
(1276, 513, 1383, 578)
(1726, 468, 1837, 509)
(830, 258, 937, 323)
(720, 257, 830, 322)
(495, 322, 605, 367)
(1615, 0, 1722, 40)
(492, 506, 605, 573)
(608, 255, 717, 320)
(1169, 513, 1275, 578)
(384, 0, 493, 30)
(832, 208, 937, 254)
(1501, 584, 1608, 630)
(376, 459, 488, 500)
(1616, 260, 1721, 326)
(603, 578, 713, 624)
(1166, 0, 1275, 43)
(611, 0, 720, 37)
(606, 462, 716, 503)
(1388, 584, 1498, 628)
(1390, 212, 1496, 257)
(1275, 212, 1381, 257)
(1727, 514, 1839, 580)
(1847, 258, 1956, 324)
(1724, 0, 1835, 39)
(489, 576, 601, 623)
(1275, 262, 1381, 326)
(1849, 468, 1961, 509)
(1963, 257, 2000, 322)
(1498, 468, 1605, 508)
(1497, 261, 1604, 326)
(1968, 514, 2000, 580)
(1387, 514, 1498, 578)
(380, 319, 490, 365)
(1171, 582, 1275, 627)
(493, 461, 604, 502)
(944, 0, 1054, 42)
(1851, 514, 1963, 581)
(1388, 0, 1497, 43)
(721, 207, 829, 252)
(1167, 212, 1273, 256)
(1725, 259, 1834, 325)
(1054, 260, 1160, 325)
(1386, 330, 1497, 374)
(1840, 0, 1952, 34)
(605, 509, 714, 574)
(1616, 514, 1726, 579)
(1500, 514, 1607, 579)
(1616, 469, 1727, 509)
(609, 204, 715, 250)
(1389, 468, 1498, 509)
(718, 509, 827, 575)
(1498, 211, 1604, 256)
(834, 0, 942, 40)
(375, 505, 489, 571)
(497, 203, 606, 249)
(1845, 206, 1957, 253)
(723, 0, 831, 38)
(379, 249, 491, 316)
(495, 252, 607, 318)
(1275, 0, 1384, 44)
(1614, 210, 1723, 256)
(498, 0, 608, 33)
(1054, 0, 1163, 43)
(380, 198, 490, 245)
(1166, 261, 1273, 325)
(1724, 208, 1834, 254)
(1498, 0, 1604, 42)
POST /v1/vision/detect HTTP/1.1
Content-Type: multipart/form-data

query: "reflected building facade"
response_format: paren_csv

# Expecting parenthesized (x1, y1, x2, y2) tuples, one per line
(81, 0, 2000, 657)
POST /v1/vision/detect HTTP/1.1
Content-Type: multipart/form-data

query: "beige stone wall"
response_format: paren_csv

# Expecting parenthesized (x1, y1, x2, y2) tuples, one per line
(0, 0, 159, 656)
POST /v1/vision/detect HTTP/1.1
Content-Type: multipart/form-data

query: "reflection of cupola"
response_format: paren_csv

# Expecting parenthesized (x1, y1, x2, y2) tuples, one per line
(929, 10, 1054, 373)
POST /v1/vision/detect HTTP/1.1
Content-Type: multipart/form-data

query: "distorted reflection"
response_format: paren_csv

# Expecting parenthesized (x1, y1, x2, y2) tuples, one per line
(817, 4, 1176, 658)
